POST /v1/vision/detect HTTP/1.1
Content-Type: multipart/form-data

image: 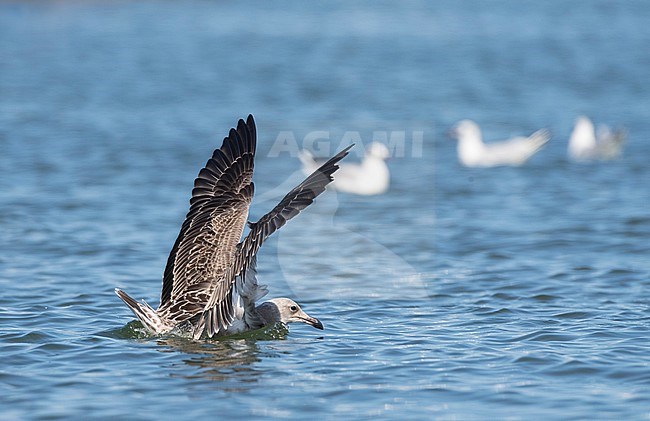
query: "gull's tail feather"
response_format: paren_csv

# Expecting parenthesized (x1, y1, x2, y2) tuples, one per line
(598, 127, 626, 159)
(528, 129, 551, 150)
(522, 129, 551, 160)
(115, 288, 165, 334)
(608, 129, 627, 156)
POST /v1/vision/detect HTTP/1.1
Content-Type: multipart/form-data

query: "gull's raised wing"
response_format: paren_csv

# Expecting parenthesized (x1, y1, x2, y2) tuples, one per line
(157, 115, 256, 325)
(198, 144, 353, 337)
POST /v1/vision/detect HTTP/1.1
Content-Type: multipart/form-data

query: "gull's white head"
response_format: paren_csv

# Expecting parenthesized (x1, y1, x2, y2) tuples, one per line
(258, 298, 324, 330)
(573, 116, 595, 137)
(450, 120, 487, 167)
(569, 115, 596, 157)
(365, 142, 390, 160)
(452, 119, 482, 143)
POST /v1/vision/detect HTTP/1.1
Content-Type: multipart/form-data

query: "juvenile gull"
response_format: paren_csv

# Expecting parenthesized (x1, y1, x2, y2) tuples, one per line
(115, 115, 350, 339)
(568, 116, 626, 161)
(451, 119, 550, 167)
(298, 142, 390, 195)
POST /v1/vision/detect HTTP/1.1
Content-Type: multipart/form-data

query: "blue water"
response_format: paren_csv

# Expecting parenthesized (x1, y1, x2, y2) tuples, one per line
(1, 1, 649, 419)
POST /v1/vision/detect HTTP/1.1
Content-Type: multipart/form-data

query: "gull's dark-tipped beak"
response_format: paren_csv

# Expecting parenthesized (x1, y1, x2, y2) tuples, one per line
(312, 318, 324, 330)
(304, 316, 324, 330)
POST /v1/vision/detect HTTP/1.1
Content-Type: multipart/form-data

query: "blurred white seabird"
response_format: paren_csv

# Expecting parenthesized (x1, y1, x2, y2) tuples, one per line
(299, 142, 390, 195)
(451, 119, 550, 168)
(568, 116, 626, 161)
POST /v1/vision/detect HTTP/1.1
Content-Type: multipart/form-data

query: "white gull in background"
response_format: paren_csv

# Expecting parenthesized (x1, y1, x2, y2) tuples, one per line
(451, 119, 550, 168)
(115, 115, 351, 339)
(299, 142, 390, 195)
(568, 116, 626, 161)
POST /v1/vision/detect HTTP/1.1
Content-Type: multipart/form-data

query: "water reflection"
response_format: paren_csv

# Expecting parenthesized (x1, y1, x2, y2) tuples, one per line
(162, 337, 260, 385)
(157, 324, 288, 385)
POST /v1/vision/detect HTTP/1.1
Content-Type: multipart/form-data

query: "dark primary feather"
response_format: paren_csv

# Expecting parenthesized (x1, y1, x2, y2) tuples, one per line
(240, 144, 354, 260)
(159, 115, 256, 312)
(199, 144, 354, 337)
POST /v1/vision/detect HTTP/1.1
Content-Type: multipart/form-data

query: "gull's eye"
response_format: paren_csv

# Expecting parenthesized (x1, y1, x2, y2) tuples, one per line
(290, 305, 298, 312)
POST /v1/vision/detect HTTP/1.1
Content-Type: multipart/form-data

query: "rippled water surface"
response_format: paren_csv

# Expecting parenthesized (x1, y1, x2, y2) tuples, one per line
(1, 1, 649, 419)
